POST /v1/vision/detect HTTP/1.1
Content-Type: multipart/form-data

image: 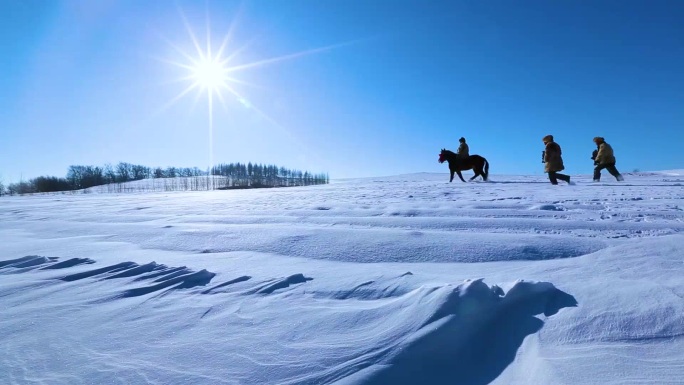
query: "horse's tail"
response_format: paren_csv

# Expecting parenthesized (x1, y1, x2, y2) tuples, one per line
(483, 158, 489, 181)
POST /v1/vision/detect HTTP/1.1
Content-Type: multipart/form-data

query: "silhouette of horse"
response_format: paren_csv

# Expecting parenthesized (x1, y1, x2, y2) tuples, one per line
(438, 149, 490, 182)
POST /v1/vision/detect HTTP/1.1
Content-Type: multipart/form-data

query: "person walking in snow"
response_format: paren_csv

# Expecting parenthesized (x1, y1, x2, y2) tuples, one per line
(542, 135, 571, 185)
(456, 137, 469, 159)
(592, 137, 624, 182)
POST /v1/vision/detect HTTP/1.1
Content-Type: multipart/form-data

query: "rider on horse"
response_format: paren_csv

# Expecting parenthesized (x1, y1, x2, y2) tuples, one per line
(456, 137, 469, 159)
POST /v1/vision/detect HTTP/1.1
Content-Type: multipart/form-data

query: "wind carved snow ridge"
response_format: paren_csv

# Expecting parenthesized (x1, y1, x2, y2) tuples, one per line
(0, 256, 312, 298)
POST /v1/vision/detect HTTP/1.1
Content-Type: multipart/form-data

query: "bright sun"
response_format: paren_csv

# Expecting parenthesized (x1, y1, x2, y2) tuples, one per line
(160, 8, 353, 114)
(192, 58, 226, 90)
(158, 7, 354, 175)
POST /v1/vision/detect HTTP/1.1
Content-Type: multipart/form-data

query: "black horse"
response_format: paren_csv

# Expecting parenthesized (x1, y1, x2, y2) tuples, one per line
(438, 149, 490, 182)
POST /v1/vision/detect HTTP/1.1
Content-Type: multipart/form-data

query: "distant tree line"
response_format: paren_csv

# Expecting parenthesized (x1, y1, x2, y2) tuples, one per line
(212, 162, 328, 188)
(0, 161, 327, 195)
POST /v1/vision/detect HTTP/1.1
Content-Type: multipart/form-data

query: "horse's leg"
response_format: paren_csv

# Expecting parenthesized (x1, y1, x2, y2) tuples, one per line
(449, 171, 455, 183)
(457, 171, 466, 182)
(470, 167, 481, 180)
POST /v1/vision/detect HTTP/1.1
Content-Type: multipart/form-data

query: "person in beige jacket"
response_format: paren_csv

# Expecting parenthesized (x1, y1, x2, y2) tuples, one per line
(456, 137, 469, 159)
(592, 137, 624, 182)
(542, 135, 571, 185)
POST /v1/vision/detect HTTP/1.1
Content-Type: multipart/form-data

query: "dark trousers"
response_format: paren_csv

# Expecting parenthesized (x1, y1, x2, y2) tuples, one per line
(594, 163, 623, 181)
(548, 171, 570, 185)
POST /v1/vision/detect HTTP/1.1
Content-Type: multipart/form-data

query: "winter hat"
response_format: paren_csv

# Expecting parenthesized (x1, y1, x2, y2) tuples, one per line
(542, 135, 554, 143)
(459, 137, 466, 142)
(593, 136, 605, 143)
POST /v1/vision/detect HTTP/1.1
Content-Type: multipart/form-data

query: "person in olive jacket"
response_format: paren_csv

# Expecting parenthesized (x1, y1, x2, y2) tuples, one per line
(592, 136, 624, 182)
(456, 137, 469, 159)
(542, 135, 571, 185)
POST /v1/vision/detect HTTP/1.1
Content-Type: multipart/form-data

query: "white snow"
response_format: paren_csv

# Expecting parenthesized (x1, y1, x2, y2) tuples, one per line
(1, 171, 683, 384)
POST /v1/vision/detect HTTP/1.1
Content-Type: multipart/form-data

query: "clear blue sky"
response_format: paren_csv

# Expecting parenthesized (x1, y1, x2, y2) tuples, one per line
(1, 0, 683, 182)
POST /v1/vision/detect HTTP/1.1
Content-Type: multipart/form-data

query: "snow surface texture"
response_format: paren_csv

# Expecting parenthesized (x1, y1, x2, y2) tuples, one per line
(1, 171, 683, 385)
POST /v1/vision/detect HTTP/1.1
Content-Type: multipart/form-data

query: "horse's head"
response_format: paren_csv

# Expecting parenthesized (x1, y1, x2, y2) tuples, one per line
(438, 148, 447, 163)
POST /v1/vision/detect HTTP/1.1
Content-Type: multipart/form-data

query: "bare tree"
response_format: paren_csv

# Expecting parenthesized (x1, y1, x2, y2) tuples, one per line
(116, 162, 132, 182)
(165, 167, 177, 178)
(104, 164, 117, 184)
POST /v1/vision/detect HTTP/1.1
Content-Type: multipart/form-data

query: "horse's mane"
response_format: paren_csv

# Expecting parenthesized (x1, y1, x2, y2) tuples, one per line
(442, 149, 457, 156)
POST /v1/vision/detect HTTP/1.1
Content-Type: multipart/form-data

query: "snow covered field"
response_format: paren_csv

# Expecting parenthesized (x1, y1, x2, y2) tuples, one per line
(1, 171, 683, 385)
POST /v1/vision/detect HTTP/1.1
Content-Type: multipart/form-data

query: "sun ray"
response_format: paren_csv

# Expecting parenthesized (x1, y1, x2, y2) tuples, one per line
(152, 27, 201, 67)
(221, 83, 318, 165)
(224, 40, 358, 72)
(205, 6, 212, 62)
(152, 56, 199, 72)
(151, 74, 201, 88)
(207, 86, 214, 183)
(190, 84, 207, 114)
(224, 76, 270, 90)
(213, 84, 230, 113)
(151, 82, 200, 118)
(177, 5, 206, 62)
(222, 84, 247, 103)
(215, 2, 245, 61)
(220, 34, 264, 66)
(221, 85, 290, 137)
